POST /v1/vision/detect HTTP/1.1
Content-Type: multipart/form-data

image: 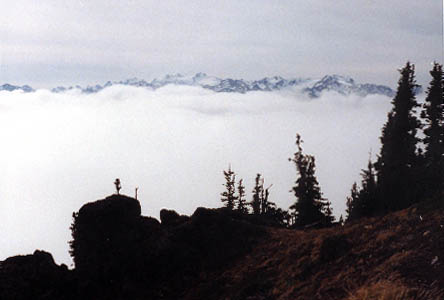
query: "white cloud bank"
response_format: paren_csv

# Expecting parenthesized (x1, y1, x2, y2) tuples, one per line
(0, 86, 393, 265)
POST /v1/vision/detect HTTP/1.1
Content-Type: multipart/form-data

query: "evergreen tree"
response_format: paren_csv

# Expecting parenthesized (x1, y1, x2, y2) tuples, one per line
(260, 186, 266, 214)
(260, 182, 274, 215)
(359, 159, 377, 215)
(346, 160, 377, 221)
(250, 174, 263, 215)
(421, 63, 444, 194)
(265, 206, 289, 227)
(236, 179, 248, 214)
(221, 166, 238, 210)
(114, 178, 121, 195)
(345, 182, 359, 221)
(276, 208, 290, 227)
(375, 62, 421, 212)
(289, 134, 328, 227)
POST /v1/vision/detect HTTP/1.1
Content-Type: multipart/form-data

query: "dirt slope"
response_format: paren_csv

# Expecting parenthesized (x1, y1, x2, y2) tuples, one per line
(184, 201, 444, 300)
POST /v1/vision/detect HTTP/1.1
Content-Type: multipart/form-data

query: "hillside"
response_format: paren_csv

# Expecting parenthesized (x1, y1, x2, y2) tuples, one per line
(184, 200, 444, 299)
(0, 194, 443, 299)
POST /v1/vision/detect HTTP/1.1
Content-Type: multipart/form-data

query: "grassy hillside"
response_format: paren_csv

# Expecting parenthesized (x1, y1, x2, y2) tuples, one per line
(183, 199, 444, 299)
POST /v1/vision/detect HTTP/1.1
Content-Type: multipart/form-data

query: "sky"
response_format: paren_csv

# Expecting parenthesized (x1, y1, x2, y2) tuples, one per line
(0, 86, 396, 265)
(1, 0, 442, 88)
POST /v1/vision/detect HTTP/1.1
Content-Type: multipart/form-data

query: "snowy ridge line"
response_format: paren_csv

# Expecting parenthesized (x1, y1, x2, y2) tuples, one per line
(1, 73, 397, 98)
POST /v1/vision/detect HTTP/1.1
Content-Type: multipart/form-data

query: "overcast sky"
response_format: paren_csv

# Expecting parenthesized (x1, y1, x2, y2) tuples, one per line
(1, 0, 442, 88)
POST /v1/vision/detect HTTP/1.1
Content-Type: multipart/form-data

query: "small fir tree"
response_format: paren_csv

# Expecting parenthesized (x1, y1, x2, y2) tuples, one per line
(347, 159, 377, 221)
(262, 185, 270, 214)
(221, 166, 238, 210)
(260, 182, 274, 215)
(359, 159, 377, 216)
(250, 174, 263, 215)
(114, 178, 121, 195)
(289, 134, 328, 227)
(345, 182, 359, 221)
(236, 179, 248, 214)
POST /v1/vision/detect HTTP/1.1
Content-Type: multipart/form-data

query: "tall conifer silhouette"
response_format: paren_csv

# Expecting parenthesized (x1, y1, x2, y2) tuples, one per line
(421, 63, 444, 195)
(375, 62, 420, 212)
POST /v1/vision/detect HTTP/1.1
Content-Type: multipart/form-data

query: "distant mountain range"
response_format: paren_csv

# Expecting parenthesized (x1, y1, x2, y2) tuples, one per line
(0, 83, 34, 93)
(0, 73, 399, 98)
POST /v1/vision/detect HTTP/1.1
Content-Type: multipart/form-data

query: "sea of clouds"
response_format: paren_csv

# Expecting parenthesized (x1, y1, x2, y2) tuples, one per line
(0, 85, 395, 265)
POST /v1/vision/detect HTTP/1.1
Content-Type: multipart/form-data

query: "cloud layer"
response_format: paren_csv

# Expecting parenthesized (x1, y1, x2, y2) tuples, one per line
(0, 86, 394, 265)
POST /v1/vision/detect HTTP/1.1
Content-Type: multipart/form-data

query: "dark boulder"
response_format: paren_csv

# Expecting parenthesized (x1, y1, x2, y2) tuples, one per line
(70, 195, 147, 295)
(160, 208, 190, 226)
(0, 250, 75, 300)
(69, 194, 167, 299)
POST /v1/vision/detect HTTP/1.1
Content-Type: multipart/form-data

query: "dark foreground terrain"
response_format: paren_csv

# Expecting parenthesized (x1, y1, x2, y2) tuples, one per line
(1, 194, 443, 299)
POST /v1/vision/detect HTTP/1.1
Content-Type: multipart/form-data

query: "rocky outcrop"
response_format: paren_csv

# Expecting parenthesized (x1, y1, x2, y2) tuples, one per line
(159, 208, 190, 227)
(68, 194, 265, 299)
(0, 250, 75, 300)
